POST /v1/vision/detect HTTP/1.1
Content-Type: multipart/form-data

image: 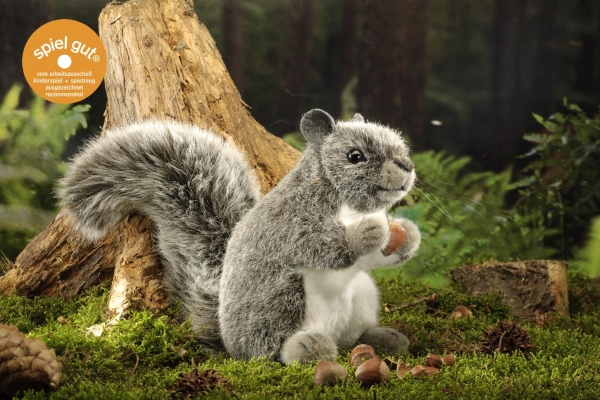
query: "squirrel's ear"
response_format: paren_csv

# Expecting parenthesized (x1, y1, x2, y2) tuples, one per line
(350, 113, 364, 123)
(300, 109, 335, 146)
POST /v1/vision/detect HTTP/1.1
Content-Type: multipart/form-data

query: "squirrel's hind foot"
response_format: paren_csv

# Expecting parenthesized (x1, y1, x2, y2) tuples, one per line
(279, 331, 337, 365)
(358, 326, 410, 355)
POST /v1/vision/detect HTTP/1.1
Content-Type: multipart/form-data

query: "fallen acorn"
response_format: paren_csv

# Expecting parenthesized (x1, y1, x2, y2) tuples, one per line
(349, 344, 376, 368)
(442, 353, 456, 367)
(450, 306, 473, 319)
(424, 353, 443, 369)
(355, 358, 389, 387)
(410, 365, 425, 377)
(314, 361, 348, 387)
(425, 293, 440, 314)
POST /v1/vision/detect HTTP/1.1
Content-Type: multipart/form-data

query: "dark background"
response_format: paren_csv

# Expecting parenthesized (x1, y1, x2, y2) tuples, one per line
(1, 0, 599, 170)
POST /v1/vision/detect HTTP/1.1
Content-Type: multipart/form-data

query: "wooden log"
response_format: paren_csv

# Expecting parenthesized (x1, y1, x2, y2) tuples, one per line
(0, 0, 301, 316)
(450, 260, 569, 324)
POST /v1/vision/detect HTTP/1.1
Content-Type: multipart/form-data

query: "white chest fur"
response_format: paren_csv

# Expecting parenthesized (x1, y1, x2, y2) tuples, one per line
(295, 204, 390, 344)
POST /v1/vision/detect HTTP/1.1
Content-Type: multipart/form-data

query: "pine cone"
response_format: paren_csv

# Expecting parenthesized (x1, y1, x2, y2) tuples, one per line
(480, 320, 535, 358)
(0, 324, 62, 398)
(169, 368, 232, 398)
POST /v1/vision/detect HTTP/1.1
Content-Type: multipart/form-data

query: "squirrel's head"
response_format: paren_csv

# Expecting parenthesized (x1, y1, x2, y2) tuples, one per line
(300, 109, 416, 213)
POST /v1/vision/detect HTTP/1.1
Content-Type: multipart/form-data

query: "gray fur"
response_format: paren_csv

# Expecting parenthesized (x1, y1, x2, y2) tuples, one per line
(59, 110, 420, 362)
(350, 113, 364, 123)
(57, 121, 260, 347)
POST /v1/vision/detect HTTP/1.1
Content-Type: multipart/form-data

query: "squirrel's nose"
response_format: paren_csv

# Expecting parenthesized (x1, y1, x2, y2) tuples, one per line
(379, 160, 406, 189)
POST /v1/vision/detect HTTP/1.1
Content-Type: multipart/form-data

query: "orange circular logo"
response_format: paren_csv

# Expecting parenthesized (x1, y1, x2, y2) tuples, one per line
(22, 19, 107, 104)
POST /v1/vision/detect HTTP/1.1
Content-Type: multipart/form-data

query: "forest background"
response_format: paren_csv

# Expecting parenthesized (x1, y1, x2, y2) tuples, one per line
(0, 0, 599, 286)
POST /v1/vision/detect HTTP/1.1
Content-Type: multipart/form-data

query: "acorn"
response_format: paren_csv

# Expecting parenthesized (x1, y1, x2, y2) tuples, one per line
(349, 344, 376, 368)
(423, 366, 439, 376)
(425, 293, 440, 314)
(450, 306, 473, 319)
(355, 358, 390, 387)
(442, 353, 456, 367)
(424, 353, 443, 369)
(314, 361, 348, 386)
(410, 365, 425, 377)
(381, 222, 407, 256)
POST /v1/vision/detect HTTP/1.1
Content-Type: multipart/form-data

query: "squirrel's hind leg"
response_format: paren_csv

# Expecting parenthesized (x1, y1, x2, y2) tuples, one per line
(279, 331, 337, 365)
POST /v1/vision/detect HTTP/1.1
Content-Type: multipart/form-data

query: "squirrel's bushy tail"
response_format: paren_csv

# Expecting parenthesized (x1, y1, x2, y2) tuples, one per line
(58, 121, 261, 346)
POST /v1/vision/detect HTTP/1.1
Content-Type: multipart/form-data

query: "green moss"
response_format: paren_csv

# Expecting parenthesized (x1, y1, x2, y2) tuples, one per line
(2, 273, 600, 399)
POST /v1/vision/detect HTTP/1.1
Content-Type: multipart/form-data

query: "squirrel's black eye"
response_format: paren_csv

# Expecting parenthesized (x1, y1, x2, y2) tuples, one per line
(347, 149, 366, 164)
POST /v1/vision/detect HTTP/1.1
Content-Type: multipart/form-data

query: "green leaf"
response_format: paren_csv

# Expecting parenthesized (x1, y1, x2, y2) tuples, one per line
(578, 217, 600, 277)
(0, 85, 21, 113)
(523, 133, 544, 143)
(532, 113, 545, 125)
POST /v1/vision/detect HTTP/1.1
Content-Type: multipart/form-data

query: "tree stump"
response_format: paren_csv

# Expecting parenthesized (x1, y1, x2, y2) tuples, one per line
(450, 260, 569, 324)
(0, 0, 301, 317)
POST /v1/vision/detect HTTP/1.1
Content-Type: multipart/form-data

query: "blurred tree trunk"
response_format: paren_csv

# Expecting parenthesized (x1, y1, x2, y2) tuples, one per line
(0, 0, 301, 316)
(359, 0, 431, 150)
(274, 0, 316, 135)
(222, 0, 244, 95)
(575, 0, 600, 100)
(323, 0, 359, 119)
(529, 0, 559, 119)
(490, 0, 560, 170)
(0, 0, 53, 103)
(490, 0, 525, 170)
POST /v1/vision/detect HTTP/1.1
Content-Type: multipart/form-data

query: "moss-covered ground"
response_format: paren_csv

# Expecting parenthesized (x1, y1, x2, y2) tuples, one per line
(1, 271, 600, 399)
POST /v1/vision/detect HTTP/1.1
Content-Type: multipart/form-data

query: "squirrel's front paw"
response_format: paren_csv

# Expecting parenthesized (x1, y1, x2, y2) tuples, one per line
(392, 218, 421, 259)
(345, 217, 388, 256)
(280, 331, 337, 365)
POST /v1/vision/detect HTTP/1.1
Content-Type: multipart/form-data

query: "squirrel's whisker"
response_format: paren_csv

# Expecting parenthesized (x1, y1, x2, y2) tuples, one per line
(417, 179, 484, 217)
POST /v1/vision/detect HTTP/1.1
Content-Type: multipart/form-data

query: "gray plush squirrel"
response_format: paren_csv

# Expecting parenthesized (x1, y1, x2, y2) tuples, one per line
(58, 109, 421, 364)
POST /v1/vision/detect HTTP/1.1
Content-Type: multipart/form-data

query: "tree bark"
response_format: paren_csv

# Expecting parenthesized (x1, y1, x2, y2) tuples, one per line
(0, 0, 54, 103)
(359, 0, 431, 150)
(0, 0, 301, 316)
(450, 260, 569, 324)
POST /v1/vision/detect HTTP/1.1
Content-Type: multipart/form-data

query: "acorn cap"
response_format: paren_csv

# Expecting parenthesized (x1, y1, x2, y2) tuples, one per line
(396, 361, 412, 379)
